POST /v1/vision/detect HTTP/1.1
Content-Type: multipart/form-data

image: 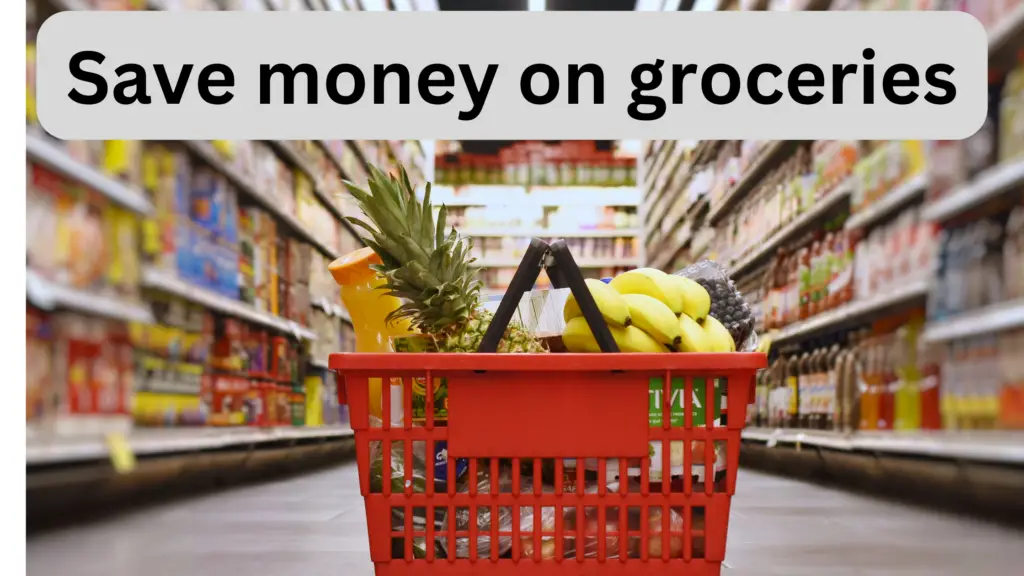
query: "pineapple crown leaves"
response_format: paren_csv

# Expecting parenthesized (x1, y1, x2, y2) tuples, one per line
(342, 163, 483, 334)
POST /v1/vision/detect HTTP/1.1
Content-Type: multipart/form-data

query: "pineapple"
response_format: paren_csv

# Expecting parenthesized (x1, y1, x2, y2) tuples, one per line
(343, 164, 545, 354)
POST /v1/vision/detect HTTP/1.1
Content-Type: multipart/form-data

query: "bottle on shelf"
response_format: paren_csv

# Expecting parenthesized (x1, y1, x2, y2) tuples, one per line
(878, 333, 896, 432)
(919, 338, 943, 431)
(999, 50, 1024, 163)
(858, 334, 880, 432)
(798, 347, 814, 429)
(785, 352, 800, 429)
(824, 338, 842, 431)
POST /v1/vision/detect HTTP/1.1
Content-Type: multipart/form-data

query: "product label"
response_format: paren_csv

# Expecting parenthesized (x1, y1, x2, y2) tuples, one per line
(799, 266, 812, 304)
(648, 377, 722, 428)
(433, 440, 468, 484)
(786, 376, 798, 416)
(798, 375, 809, 417)
(824, 370, 837, 417)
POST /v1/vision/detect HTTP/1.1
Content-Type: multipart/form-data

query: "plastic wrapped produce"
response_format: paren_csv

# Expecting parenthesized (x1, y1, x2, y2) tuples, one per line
(517, 502, 566, 560)
(441, 461, 517, 559)
(676, 259, 759, 352)
(577, 510, 622, 560)
(571, 483, 704, 560)
(368, 418, 463, 559)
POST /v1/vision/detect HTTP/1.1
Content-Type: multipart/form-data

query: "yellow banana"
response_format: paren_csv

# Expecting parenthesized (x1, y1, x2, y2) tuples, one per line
(563, 278, 631, 327)
(678, 313, 713, 353)
(616, 325, 668, 353)
(702, 315, 736, 353)
(669, 275, 711, 322)
(562, 317, 667, 353)
(609, 269, 684, 314)
(621, 293, 682, 348)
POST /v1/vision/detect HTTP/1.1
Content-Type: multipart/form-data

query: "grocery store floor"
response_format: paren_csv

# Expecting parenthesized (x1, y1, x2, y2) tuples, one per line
(27, 463, 1024, 576)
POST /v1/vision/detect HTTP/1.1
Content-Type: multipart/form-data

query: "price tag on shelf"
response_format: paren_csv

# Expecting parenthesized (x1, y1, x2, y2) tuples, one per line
(105, 433, 136, 475)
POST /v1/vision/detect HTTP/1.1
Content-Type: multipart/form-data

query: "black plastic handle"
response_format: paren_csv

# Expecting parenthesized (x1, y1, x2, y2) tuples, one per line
(476, 238, 619, 353)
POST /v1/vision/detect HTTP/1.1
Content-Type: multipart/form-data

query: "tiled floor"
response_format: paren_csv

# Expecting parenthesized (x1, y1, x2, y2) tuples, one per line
(27, 463, 1024, 576)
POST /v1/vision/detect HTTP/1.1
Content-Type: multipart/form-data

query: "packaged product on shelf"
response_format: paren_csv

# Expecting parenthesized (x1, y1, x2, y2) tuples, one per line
(998, 329, 1024, 429)
(26, 42, 36, 125)
(26, 163, 65, 279)
(1005, 203, 1024, 300)
(26, 307, 54, 427)
(253, 142, 279, 198)
(1000, 51, 1024, 163)
(103, 140, 143, 188)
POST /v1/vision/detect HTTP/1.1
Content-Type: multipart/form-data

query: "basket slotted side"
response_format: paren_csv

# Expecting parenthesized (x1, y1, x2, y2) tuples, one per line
(330, 353, 765, 576)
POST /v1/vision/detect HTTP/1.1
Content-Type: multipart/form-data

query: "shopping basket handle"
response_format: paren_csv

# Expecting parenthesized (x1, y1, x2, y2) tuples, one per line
(547, 240, 619, 353)
(477, 238, 549, 353)
(476, 238, 619, 353)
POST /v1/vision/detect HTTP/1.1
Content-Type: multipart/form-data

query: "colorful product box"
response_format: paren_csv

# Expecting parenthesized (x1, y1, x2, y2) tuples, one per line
(189, 166, 223, 237)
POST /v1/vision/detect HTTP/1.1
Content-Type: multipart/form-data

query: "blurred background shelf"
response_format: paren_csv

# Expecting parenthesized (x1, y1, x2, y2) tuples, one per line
(772, 280, 930, 344)
(27, 426, 354, 467)
(141, 267, 319, 340)
(742, 427, 1024, 465)
(458, 228, 641, 238)
(924, 298, 1024, 343)
(27, 271, 154, 324)
(27, 132, 154, 215)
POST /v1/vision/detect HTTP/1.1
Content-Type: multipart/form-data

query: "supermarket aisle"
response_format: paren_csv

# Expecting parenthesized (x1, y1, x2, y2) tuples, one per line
(27, 463, 1024, 576)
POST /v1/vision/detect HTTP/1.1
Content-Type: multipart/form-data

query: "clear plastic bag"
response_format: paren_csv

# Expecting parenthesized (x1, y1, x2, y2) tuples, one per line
(516, 501, 566, 560)
(441, 461, 518, 559)
(674, 258, 760, 353)
(368, 417, 452, 559)
(570, 483, 705, 560)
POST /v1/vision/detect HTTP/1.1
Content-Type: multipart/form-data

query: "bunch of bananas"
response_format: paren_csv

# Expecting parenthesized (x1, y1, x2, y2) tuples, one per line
(561, 269, 737, 353)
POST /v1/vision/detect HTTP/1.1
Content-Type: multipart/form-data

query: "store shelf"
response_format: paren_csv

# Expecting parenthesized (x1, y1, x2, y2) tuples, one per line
(458, 228, 641, 238)
(773, 279, 929, 344)
(649, 222, 695, 272)
(141, 267, 318, 340)
(845, 173, 928, 231)
(430, 186, 641, 207)
(742, 427, 1024, 465)
(26, 271, 154, 324)
(474, 257, 640, 269)
(989, 2, 1024, 55)
(923, 298, 1024, 343)
(51, 0, 91, 10)
(729, 178, 854, 279)
(644, 143, 686, 218)
(183, 141, 339, 259)
(26, 132, 154, 216)
(26, 426, 354, 466)
(311, 296, 352, 323)
(922, 160, 1024, 224)
(708, 140, 791, 225)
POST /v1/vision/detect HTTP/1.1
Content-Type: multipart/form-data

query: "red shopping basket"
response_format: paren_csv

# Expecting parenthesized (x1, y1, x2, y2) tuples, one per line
(329, 239, 766, 576)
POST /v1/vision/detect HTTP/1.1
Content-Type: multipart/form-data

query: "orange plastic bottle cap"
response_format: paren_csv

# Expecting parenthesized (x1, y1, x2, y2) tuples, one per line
(329, 247, 381, 285)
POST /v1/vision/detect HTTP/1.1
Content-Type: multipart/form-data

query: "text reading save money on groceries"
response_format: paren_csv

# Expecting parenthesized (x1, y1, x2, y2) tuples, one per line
(66, 50, 959, 122)
(34, 11, 987, 140)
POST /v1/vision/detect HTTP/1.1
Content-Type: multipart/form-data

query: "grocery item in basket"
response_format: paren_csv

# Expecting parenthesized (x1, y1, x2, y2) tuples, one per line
(339, 166, 545, 354)
(369, 426, 468, 559)
(441, 461, 517, 559)
(368, 417, 468, 495)
(571, 376, 728, 484)
(517, 495, 581, 560)
(676, 259, 759, 351)
(573, 488, 703, 560)
(562, 278, 631, 328)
